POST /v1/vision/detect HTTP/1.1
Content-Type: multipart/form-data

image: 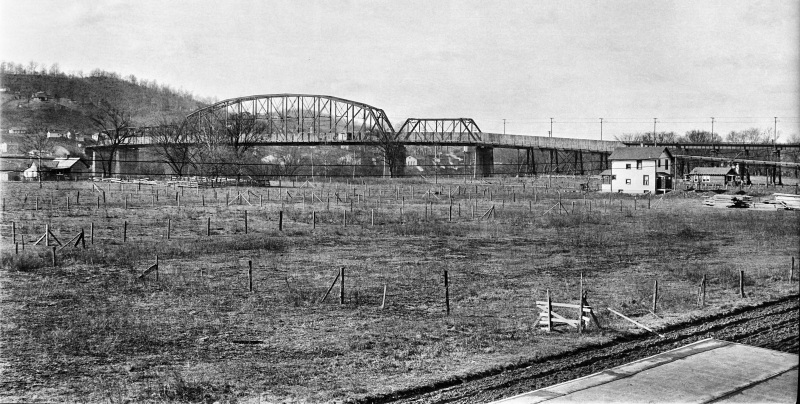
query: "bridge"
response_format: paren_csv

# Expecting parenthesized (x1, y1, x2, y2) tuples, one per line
(88, 93, 799, 179)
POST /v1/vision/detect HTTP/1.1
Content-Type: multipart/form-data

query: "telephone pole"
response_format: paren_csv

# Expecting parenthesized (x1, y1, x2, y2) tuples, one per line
(653, 118, 658, 147)
(503, 119, 506, 135)
(774, 117, 778, 144)
(599, 118, 603, 141)
(550, 118, 554, 138)
(710, 117, 715, 143)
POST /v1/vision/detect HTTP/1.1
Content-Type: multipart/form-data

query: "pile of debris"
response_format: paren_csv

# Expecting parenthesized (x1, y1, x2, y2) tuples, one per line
(702, 194, 752, 208)
(773, 193, 800, 210)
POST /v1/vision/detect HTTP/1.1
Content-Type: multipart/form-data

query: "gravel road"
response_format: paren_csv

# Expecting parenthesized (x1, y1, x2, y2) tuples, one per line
(359, 295, 799, 404)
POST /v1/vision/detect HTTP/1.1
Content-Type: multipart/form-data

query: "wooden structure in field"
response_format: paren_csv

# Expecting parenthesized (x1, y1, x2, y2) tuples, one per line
(536, 290, 600, 333)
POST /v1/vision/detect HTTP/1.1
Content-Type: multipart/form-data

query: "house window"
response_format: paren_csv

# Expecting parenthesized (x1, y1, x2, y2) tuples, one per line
(625, 163, 631, 169)
(658, 160, 661, 168)
(664, 159, 669, 170)
(643, 175, 649, 185)
(702, 176, 711, 182)
(612, 175, 617, 180)
(636, 160, 642, 169)
(625, 179, 631, 185)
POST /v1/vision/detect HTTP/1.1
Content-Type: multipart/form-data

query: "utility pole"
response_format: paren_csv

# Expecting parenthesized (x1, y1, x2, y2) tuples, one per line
(653, 118, 658, 147)
(600, 118, 603, 141)
(711, 117, 715, 142)
(550, 118, 554, 138)
(774, 117, 778, 144)
(503, 119, 506, 135)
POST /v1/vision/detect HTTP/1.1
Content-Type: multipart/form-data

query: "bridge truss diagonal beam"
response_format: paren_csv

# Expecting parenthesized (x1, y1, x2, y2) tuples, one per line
(397, 118, 482, 143)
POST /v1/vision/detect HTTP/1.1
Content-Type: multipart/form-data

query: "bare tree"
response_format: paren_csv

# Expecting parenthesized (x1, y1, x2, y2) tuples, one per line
(725, 128, 769, 144)
(150, 118, 198, 177)
(681, 130, 722, 143)
(20, 124, 53, 156)
(370, 130, 406, 177)
(88, 99, 135, 176)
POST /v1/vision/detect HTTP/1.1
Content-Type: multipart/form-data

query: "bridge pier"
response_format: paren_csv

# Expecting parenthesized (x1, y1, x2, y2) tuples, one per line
(525, 148, 536, 176)
(475, 146, 494, 177)
(393, 146, 406, 177)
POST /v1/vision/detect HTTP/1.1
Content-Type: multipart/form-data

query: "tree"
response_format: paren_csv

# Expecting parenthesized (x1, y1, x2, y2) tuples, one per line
(680, 130, 722, 143)
(149, 118, 198, 177)
(615, 131, 678, 145)
(725, 128, 769, 144)
(20, 125, 52, 156)
(370, 129, 406, 177)
(88, 99, 135, 176)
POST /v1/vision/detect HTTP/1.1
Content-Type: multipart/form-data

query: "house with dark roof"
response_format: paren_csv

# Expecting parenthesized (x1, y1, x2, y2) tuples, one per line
(688, 167, 738, 186)
(23, 157, 90, 181)
(606, 147, 674, 193)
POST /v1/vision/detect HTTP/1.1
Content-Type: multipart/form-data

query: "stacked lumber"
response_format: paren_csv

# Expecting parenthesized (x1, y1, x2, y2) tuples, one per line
(702, 194, 752, 208)
(773, 193, 800, 210)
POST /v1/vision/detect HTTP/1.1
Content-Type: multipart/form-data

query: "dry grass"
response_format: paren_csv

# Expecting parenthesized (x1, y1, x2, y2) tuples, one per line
(0, 178, 798, 402)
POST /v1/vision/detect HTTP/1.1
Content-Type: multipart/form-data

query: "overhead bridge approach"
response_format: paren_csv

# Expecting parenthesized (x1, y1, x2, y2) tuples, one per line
(89, 93, 799, 179)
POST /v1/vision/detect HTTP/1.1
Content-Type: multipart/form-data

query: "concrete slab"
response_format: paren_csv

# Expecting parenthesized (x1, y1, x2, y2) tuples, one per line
(493, 339, 798, 404)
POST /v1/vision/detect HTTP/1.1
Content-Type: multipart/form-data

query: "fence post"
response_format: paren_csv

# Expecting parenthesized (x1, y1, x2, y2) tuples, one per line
(343, 209, 347, 227)
(248, 260, 253, 293)
(207, 217, 211, 236)
(444, 270, 450, 316)
(381, 284, 387, 309)
(371, 209, 374, 226)
(279, 211, 283, 231)
(90, 222, 94, 244)
(312, 211, 317, 229)
(155, 255, 159, 282)
(11, 221, 15, 244)
(52, 246, 56, 267)
(739, 270, 745, 298)
(167, 218, 171, 240)
(578, 274, 584, 333)
(546, 289, 552, 333)
(339, 267, 345, 304)
(700, 274, 706, 307)
(652, 279, 658, 313)
(123, 221, 127, 243)
(790, 257, 795, 282)
(244, 210, 248, 234)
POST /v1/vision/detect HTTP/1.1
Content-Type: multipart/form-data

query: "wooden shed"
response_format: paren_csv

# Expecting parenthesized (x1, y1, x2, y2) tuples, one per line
(689, 167, 738, 186)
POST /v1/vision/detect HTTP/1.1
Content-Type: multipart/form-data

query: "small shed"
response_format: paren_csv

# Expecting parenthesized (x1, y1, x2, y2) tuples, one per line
(689, 167, 737, 186)
(52, 157, 91, 180)
(599, 169, 613, 192)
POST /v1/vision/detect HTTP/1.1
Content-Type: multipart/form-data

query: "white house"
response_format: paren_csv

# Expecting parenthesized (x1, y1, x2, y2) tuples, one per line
(607, 147, 674, 194)
(405, 156, 418, 166)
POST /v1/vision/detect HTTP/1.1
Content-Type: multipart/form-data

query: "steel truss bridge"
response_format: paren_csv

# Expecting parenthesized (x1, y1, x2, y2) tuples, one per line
(89, 93, 800, 178)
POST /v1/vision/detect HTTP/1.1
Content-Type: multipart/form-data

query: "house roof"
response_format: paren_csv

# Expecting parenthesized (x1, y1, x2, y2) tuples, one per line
(53, 157, 83, 169)
(608, 147, 672, 160)
(600, 169, 612, 176)
(689, 167, 737, 176)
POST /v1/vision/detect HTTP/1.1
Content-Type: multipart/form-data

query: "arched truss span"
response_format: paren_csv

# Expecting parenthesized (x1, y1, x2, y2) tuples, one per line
(396, 118, 482, 143)
(184, 94, 396, 143)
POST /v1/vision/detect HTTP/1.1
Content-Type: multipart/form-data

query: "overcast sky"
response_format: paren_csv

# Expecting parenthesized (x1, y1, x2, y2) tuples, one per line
(2, 0, 798, 139)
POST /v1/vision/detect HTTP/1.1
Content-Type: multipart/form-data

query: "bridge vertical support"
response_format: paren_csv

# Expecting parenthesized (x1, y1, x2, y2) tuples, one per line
(525, 148, 536, 176)
(576, 150, 584, 175)
(776, 149, 782, 185)
(393, 146, 407, 178)
(475, 146, 494, 177)
(91, 150, 100, 178)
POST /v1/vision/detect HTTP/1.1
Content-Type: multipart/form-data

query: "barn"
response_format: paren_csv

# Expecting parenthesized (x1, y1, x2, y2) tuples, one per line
(689, 167, 738, 186)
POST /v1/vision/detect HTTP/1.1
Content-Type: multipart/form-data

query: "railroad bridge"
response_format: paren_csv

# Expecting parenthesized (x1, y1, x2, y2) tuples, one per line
(89, 93, 799, 180)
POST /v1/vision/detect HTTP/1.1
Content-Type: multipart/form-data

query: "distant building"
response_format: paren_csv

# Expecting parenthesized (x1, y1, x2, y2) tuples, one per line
(0, 143, 7, 153)
(606, 147, 674, 193)
(600, 169, 613, 192)
(406, 156, 418, 166)
(8, 127, 27, 134)
(23, 157, 90, 181)
(688, 167, 738, 186)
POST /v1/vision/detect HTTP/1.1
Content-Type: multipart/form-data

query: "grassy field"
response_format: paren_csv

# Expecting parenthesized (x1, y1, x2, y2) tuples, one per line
(1, 177, 798, 403)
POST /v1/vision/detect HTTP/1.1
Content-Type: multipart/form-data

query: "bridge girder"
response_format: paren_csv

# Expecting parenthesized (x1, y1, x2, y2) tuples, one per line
(183, 94, 396, 143)
(396, 118, 482, 143)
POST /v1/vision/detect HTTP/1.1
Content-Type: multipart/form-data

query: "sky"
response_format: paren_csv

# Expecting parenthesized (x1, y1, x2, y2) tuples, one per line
(1, 0, 798, 140)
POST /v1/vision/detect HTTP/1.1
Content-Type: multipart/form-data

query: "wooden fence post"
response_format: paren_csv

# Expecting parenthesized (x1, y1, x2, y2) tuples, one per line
(339, 267, 345, 304)
(371, 209, 374, 226)
(90, 222, 94, 244)
(207, 217, 211, 236)
(248, 260, 253, 292)
(578, 274, 584, 333)
(313, 211, 317, 229)
(790, 257, 795, 282)
(123, 221, 127, 243)
(155, 255, 159, 281)
(381, 284, 387, 309)
(546, 289, 552, 333)
(51, 246, 57, 266)
(167, 218, 171, 240)
(11, 221, 15, 244)
(652, 279, 658, 313)
(700, 275, 706, 307)
(244, 210, 248, 234)
(279, 211, 283, 231)
(444, 270, 450, 316)
(343, 209, 347, 227)
(739, 270, 745, 298)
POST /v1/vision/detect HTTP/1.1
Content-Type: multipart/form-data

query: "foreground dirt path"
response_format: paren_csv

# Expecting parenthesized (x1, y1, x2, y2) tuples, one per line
(359, 295, 799, 404)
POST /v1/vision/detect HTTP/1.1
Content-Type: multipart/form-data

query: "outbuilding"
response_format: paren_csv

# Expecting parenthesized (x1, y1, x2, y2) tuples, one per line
(689, 167, 738, 187)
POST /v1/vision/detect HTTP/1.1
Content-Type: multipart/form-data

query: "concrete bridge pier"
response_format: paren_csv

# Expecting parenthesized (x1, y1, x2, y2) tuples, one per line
(475, 146, 494, 177)
(393, 146, 407, 178)
(114, 148, 140, 178)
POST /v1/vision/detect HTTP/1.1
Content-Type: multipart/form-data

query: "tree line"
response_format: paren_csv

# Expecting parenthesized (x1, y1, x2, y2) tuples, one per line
(616, 128, 799, 144)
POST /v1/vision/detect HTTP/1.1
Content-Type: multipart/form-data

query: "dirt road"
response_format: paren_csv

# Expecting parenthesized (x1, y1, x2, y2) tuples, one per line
(359, 295, 799, 404)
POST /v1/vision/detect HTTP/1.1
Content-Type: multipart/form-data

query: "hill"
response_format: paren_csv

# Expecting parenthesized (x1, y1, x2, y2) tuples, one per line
(0, 69, 209, 133)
